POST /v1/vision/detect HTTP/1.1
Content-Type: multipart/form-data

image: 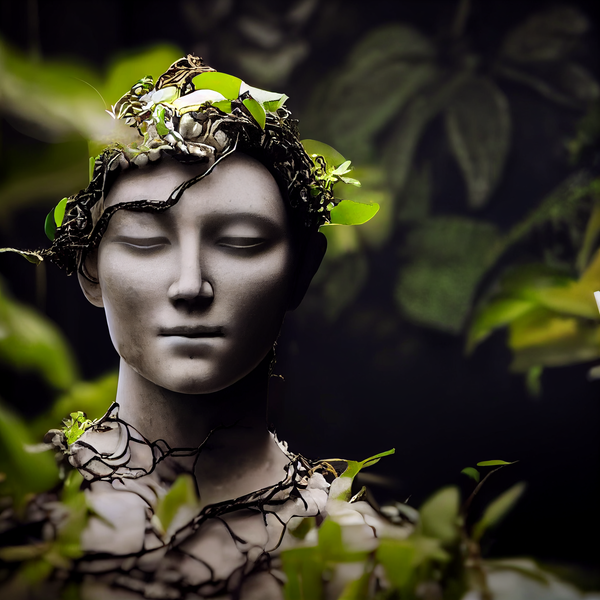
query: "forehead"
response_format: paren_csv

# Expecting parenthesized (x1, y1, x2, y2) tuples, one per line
(104, 153, 286, 226)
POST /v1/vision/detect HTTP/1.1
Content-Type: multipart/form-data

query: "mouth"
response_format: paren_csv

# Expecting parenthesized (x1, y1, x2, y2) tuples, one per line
(159, 325, 225, 338)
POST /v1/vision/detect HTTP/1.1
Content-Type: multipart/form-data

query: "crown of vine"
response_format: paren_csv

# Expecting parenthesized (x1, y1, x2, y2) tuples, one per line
(2, 55, 378, 273)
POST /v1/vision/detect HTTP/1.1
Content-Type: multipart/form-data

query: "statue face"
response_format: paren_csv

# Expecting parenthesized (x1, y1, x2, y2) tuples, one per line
(88, 154, 297, 394)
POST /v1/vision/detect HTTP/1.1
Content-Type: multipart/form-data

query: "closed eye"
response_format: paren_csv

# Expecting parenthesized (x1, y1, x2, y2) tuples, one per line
(217, 237, 267, 249)
(113, 236, 170, 249)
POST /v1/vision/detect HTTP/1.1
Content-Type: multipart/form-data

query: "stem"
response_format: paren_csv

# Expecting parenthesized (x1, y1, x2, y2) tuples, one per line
(461, 465, 505, 517)
(451, 0, 471, 39)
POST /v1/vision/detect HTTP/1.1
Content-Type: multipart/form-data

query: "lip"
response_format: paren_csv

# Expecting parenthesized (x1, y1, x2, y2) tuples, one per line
(159, 325, 225, 338)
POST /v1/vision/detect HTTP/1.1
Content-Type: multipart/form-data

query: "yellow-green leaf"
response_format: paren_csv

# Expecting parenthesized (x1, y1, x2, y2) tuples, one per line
(329, 200, 380, 226)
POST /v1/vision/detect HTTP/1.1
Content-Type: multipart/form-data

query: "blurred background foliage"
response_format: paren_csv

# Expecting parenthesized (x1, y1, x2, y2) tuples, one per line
(0, 0, 598, 583)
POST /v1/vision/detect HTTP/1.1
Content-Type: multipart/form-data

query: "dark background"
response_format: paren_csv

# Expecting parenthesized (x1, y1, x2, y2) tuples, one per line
(0, 0, 599, 574)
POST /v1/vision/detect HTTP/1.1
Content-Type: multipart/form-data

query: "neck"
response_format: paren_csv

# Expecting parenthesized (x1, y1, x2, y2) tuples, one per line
(114, 356, 290, 505)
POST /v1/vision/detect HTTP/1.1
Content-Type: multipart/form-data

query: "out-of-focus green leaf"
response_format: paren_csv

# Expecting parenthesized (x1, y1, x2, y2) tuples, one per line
(461, 467, 480, 483)
(0, 399, 59, 507)
(192, 72, 242, 99)
(500, 6, 589, 63)
(472, 482, 526, 541)
(154, 473, 199, 536)
(102, 45, 182, 106)
(395, 217, 503, 334)
(301, 139, 346, 168)
(467, 297, 536, 353)
(445, 76, 511, 209)
(282, 546, 324, 600)
(242, 97, 266, 129)
(376, 538, 417, 590)
(383, 71, 470, 194)
(476, 460, 517, 467)
(509, 308, 600, 371)
(328, 200, 379, 226)
(31, 372, 117, 439)
(419, 486, 460, 545)
(0, 279, 78, 390)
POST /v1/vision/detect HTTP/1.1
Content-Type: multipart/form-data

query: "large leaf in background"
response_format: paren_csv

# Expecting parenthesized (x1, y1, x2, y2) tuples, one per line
(0, 41, 181, 146)
(445, 77, 511, 209)
(0, 398, 59, 507)
(315, 24, 438, 162)
(500, 6, 589, 63)
(0, 279, 78, 390)
(31, 372, 118, 439)
(382, 71, 470, 195)
(395, 217, 503, 334)
(418, 487, 460, 546)
(0, 40, 104, 141)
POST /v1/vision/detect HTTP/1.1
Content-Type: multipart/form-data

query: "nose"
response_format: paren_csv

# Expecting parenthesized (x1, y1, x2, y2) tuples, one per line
(167, 237, 213, 306)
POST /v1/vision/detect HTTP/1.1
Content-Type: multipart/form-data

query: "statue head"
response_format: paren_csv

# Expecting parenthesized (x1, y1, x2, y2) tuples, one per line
(27, 55, 376, 394)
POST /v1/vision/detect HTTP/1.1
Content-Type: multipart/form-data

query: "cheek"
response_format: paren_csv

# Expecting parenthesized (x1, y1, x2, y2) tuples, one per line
(97, 254, 160, 365)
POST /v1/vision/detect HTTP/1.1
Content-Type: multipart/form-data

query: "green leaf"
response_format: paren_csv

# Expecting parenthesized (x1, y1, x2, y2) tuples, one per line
(467, 297, 536, 353)
(329, 448, 394, 500)
(0, 280, 78, 390)
(193, 72, 242, 99)
(331, 160, 352, 176)
(44, 209, 56, 241)
(155, 106, 169, 136)
(62, 411, 93, 445)
(212, 100, 232, 113)
(461, 467, 481, 483)
(242, 97, 266, 129)
(376, 539, 417, 590)
(154, 473, 199, 534)
(445, 76, 511, 209)
(472, 482, 526, 541)
(329, 200, 379, 226)
(526, 365, 543, 397)
(301, 139, 346, 168)
(476, 460, 517, 467)
(263, 94, 288, 112)
(53, 197, 68, 228)
(281, 546, 324, 600)
(0, 248, 44, 265)
(0, 399, 59, 507)
(88, 156, 95, 182)
(419, 486, 460, 545)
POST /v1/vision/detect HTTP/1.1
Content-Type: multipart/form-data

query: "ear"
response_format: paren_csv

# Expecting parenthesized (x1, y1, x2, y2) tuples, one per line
(77, 250, 104, 308)
(288, 231, 327, 310)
